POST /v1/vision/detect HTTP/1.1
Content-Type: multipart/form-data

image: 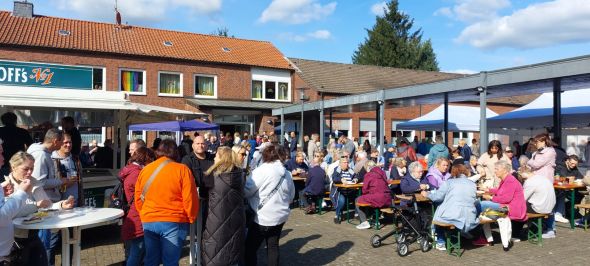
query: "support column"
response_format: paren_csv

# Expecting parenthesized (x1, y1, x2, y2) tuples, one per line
(300, 101, 304, 148)
(320, 100, 325, 147)
(112, 110, 118, 170)
(479, 72, 488, 156)
(444, 92, 449, 147)
(376, 102, 381, 148)
(329, 110, 333, 137)
(119, 110, 128, 169)
(553, 78, 562, 144)
(280, 108, 285, 145)
(378, 96, 385, 153)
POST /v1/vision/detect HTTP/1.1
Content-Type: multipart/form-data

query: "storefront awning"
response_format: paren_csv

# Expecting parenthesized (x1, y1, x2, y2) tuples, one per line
(188, 98, 291, 110)
(132, 103, 204, 115)
(0, 85, 136, 110)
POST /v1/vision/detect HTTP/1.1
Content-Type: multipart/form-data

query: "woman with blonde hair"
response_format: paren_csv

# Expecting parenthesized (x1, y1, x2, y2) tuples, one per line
(202, 146, 245, 266)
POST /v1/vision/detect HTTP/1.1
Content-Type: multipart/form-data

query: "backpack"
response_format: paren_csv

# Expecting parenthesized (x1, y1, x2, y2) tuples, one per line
(109, 177, 133, 213)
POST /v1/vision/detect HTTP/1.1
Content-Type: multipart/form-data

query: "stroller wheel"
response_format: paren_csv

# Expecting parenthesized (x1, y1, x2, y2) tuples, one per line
(396, 233, 406, 244)
(370, 234, 382, 248)
(397, 242, 409, 257)
(419, 238, 431, 252)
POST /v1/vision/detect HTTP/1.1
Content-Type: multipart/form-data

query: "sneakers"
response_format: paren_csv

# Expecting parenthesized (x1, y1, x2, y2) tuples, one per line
(435, 242, 446, 251)
(542, 230, 556, 239)
(510, 237, 521, 243)
(554, 213, 570, 224)
(356, 221, 371, 230)
(575, 218, 587, 227)
(471, 236, 491, 246)
(333, 216, 341, 224)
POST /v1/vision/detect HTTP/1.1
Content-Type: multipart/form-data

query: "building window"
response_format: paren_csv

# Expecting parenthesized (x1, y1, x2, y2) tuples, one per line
(252, 80, 263, 99)
(92, 68, 104, 90)
(251, 68, 291, 101)
(159, 72, 182, 96)
(278, 82, 289, 100)
(120, 69, 145, 94)
(265, 81, 276, 99)
(194, 75, 216, 98)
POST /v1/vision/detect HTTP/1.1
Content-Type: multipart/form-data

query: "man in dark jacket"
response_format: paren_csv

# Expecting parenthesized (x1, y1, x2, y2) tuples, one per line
(458, 139, 472, 164)
(181, 136, 214, 199)
(289, 131, 298, 157)
(302, 157, 326, 213)
(0, 112, 33, 175)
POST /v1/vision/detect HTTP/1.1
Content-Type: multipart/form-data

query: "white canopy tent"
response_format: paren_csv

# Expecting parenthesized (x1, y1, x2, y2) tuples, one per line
(488, 89, 590, 129)
(396, 105, 498, 131)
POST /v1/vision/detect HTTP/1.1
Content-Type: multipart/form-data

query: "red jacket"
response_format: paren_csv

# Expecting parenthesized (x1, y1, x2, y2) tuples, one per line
(357, 167, 392, 208)
(119, 163, 144, 241)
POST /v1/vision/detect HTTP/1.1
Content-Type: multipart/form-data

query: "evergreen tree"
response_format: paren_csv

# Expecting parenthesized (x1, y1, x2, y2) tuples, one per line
(352, 0, 439, 71)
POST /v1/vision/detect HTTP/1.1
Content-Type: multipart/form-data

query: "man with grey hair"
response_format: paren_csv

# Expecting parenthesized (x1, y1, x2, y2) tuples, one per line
(427, 135, 449, 168)
(330, 154, 356, 224)
(354, 151, 368, 181)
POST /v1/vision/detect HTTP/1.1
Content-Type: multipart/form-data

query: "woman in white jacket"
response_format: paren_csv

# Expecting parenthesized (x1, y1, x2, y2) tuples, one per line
(244, 144, 295, 266)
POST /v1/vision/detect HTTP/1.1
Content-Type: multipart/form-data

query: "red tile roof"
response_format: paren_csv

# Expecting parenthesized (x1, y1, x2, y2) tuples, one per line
(0, 11, 292, 70)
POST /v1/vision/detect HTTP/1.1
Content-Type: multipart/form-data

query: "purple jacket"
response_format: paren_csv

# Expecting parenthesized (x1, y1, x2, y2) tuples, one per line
(426, 166, 451, 190)
(490, 174, 527, 222)
(357, 167, 392, 208)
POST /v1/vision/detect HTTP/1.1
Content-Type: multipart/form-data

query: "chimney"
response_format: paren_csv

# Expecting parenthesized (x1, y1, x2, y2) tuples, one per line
(13, 1, 34, 18)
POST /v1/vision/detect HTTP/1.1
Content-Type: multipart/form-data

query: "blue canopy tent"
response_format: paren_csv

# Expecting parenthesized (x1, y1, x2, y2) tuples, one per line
(129, 119, 219, 131)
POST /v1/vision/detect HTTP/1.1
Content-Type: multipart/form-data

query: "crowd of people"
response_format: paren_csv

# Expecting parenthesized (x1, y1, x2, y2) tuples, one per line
(3, 110, 590, 265)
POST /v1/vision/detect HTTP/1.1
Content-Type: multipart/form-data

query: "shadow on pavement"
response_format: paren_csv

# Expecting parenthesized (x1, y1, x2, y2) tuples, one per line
(277, 234, 354, 265)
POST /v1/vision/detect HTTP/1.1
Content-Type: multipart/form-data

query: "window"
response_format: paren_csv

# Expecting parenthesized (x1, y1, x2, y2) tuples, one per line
(251, 68, 291, 101)
(265, 81, 275, 99)
(159, 72, 182, 96)
(194, 75, 216, 98)
(120, 69, 145, 94)
(452, 132, 470, 146)
(252, 80, 263, 99)
(92, 68, 104, 90)
(157, 131, 176, 141)
(278, 82, 289, 100)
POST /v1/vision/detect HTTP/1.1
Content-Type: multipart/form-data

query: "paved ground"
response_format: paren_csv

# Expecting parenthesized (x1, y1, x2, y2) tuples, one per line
(57, 209, 590, 265)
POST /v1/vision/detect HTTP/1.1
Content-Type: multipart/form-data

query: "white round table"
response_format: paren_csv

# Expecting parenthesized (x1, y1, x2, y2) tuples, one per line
(14, 208, 123, 266)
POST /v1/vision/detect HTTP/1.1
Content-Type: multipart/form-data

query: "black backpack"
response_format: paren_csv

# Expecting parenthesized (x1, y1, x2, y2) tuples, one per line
(109, 177, 133, 213)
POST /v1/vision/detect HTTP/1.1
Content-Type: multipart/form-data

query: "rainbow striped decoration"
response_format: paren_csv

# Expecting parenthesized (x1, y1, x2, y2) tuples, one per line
(121, 71, 142, 92)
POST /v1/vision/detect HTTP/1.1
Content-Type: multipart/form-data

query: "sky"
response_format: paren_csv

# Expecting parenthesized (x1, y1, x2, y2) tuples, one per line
(3, 0, 590, 74)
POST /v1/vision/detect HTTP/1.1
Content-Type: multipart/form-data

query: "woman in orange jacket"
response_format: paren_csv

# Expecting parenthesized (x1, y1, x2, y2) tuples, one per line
(134, 139, 199, 266)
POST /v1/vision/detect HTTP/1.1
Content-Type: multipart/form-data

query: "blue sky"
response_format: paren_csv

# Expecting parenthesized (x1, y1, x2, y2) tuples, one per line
(3, 0, 590, 73)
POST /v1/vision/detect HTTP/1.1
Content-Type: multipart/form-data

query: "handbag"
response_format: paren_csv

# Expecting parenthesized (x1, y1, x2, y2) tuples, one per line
(481, 207, 508, 220)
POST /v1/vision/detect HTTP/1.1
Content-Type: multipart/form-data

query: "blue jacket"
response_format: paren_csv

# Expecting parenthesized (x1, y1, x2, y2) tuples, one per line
(459, 145, 472, 163)
(289, 138, 298, 153)
(427, 176, 479, 233)
(284, 159, 308, 173)
(400, 173, 428, 194)
(304, 165, 326, 196)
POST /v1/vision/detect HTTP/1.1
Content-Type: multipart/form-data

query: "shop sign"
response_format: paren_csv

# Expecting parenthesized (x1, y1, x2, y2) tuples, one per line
(0, 60, 93, 90)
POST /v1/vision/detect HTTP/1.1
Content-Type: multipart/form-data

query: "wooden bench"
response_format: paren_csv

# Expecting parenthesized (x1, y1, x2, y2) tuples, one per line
(575, 204, 590, 231)
(355, 202, 382, 230)
(527, 213, 549, 246)
(432, 221, 462, 257)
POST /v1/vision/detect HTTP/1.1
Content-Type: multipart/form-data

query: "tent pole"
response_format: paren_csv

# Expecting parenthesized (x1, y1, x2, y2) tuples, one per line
(553, 78, 562, 145)
(329, 110, 333, 138)
(444, 93, 449, 147)
(479, 71, 488, 156)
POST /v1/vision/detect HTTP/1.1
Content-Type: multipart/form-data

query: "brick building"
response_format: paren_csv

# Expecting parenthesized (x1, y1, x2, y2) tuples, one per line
(0, 2, 294, 144)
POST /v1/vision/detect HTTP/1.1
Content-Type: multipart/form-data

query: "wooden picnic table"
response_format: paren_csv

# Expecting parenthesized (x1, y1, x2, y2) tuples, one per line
(292, 176, 306, 182)
(334, 183, 363, 224)
(395, 193, 430, 202)
(388, 179, 401, 185)
(554, 182, 586, 229)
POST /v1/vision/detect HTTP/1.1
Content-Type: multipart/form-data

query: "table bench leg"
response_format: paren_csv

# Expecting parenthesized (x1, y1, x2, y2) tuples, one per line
(60, 229, 70, 266)
(373, 209, 381, 230)
(60, 227, 81, 266)
(570, 190, 575, 229)
(527, 217, 543, 246)
(444, 229, 462, 257)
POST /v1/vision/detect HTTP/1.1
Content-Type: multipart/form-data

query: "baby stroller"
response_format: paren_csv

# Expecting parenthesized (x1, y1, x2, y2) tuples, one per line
(370, 194, 432, 256)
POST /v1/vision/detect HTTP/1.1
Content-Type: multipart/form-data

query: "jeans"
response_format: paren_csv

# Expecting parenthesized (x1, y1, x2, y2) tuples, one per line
(555, 190, 566, 216)
(245, 223, 285, 266)
(354, 198, 368, 222)
(14, 235, 48, 266)
(476, 200, 501, 215)
(38, 229, 59, 266)
(142, 222, 189, 266)
(333, 193, 346, 217)
(125, 237, 145, 266)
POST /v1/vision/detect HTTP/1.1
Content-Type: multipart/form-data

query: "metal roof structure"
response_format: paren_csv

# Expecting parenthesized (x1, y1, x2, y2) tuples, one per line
(273, 54, 590, 153)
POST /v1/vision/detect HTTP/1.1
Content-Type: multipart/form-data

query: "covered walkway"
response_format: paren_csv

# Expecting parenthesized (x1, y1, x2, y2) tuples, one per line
(273, 54, 590, 154)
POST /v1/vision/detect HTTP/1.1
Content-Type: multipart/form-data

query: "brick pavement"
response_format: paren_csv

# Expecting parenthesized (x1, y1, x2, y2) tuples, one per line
(58, 210, 590, 265)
